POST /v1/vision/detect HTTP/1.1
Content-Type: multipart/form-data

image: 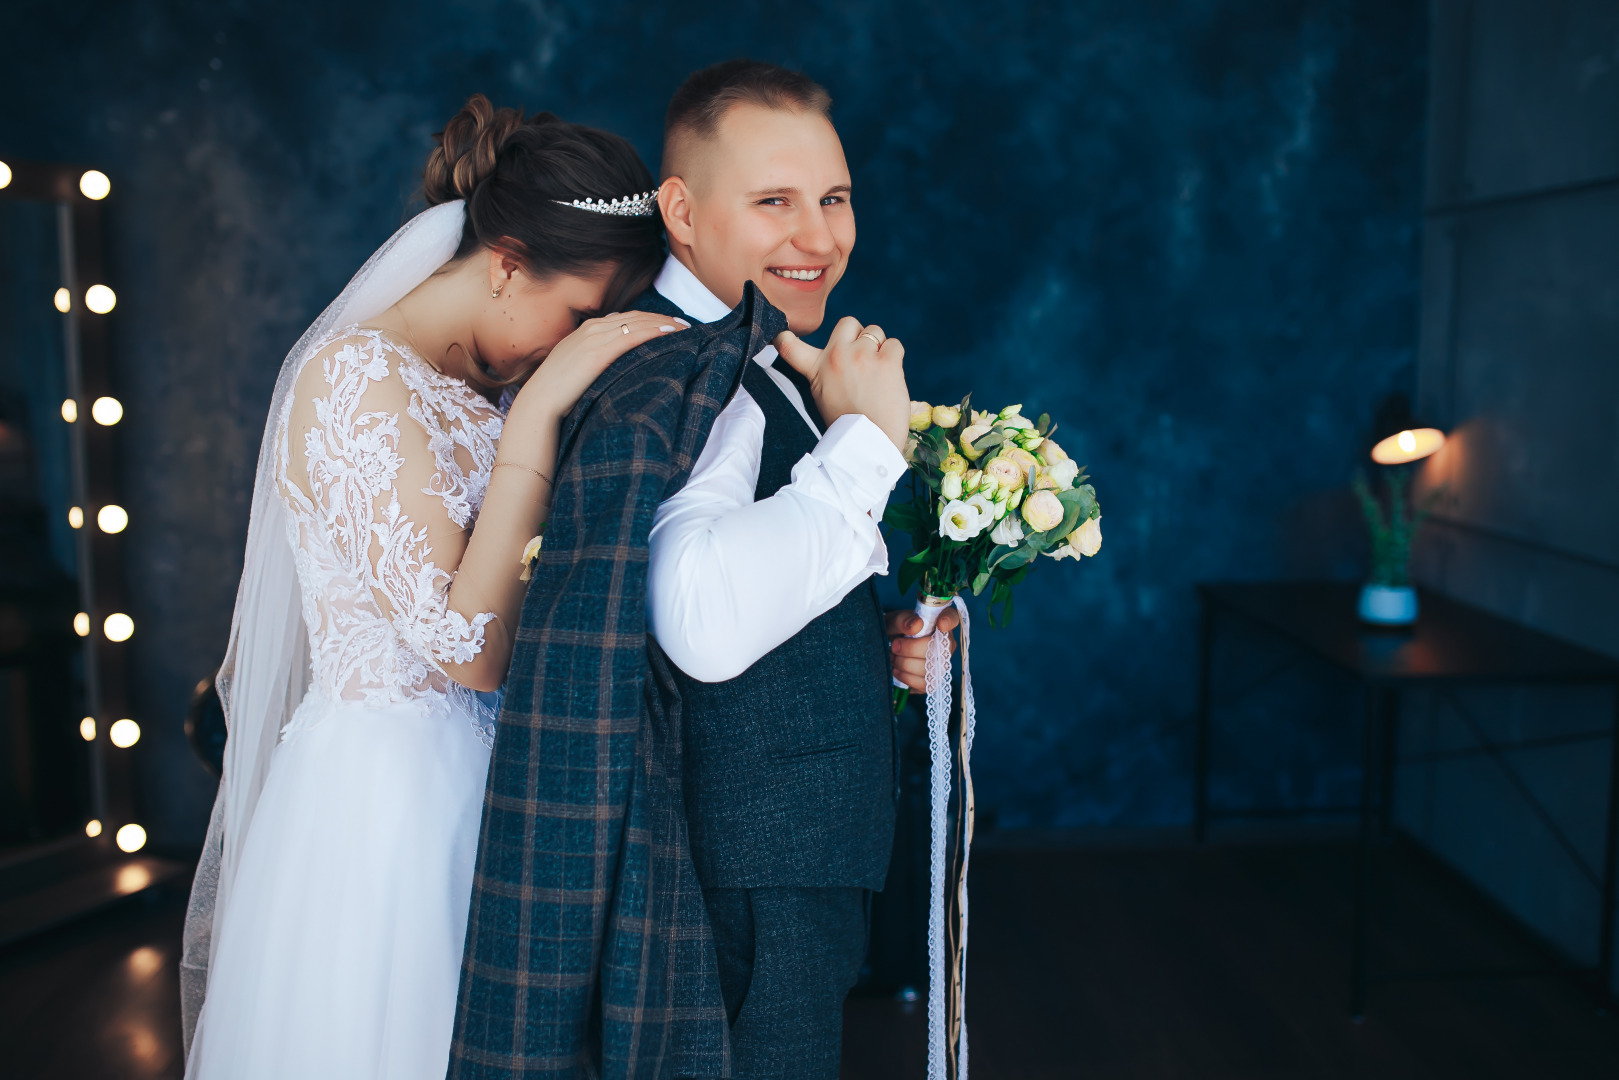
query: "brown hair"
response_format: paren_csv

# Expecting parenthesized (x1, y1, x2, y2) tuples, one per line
(424, 95, 663, 317)
(661, 60, 832, 178)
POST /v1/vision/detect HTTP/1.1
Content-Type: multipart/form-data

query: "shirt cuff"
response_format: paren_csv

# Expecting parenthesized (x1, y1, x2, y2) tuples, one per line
(810, 414, 906, 519)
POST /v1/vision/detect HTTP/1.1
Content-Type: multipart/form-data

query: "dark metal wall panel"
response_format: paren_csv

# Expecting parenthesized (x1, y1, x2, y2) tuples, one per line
(1414, 0, 1619, 994)
(1454, 0, 1619, 204)
(1426, 188, 1619, 567)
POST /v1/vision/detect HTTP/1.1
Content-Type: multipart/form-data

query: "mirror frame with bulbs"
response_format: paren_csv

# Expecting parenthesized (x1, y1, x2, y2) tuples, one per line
(0, 158, 141, 881)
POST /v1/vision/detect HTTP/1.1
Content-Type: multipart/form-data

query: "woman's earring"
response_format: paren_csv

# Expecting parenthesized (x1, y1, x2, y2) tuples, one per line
(491, 286, 503, 299)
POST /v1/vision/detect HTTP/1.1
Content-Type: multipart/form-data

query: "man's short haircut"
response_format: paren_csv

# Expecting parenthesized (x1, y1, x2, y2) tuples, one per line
(662, 60, 832, 179)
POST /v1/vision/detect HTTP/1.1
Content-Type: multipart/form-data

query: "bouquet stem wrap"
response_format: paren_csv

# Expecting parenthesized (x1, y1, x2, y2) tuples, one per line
(907, 594, 975, 1080)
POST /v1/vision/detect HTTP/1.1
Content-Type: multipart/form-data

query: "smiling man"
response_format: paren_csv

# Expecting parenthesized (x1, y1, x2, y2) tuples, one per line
(634, 60, 952, 1079)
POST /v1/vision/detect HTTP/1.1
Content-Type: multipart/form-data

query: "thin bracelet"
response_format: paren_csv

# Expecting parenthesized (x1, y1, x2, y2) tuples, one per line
(493, 461, 554, 486)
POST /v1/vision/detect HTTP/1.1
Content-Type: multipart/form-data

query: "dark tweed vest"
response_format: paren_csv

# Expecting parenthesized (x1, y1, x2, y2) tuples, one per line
(638, 288, 897, 891)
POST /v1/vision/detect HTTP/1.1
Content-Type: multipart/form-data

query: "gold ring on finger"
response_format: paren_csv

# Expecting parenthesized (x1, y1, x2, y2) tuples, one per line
(858, 331, 883, 347)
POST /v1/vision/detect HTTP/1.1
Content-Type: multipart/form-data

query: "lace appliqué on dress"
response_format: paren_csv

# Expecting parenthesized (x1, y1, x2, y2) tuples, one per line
(275, 328, 505, 746)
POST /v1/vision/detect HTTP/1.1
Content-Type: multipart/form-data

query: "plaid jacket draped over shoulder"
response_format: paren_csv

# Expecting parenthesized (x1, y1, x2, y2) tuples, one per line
(450, 284, 787, 1080)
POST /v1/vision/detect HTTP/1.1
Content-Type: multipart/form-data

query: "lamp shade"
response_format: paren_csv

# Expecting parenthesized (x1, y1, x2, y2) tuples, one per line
(1367, 393, 1445, 465)
(1371, 427, 1445, 464)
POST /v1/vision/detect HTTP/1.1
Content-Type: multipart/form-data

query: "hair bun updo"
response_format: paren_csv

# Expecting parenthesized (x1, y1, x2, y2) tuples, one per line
(418, 94, 664, 347)
(424, 95, 532, 205)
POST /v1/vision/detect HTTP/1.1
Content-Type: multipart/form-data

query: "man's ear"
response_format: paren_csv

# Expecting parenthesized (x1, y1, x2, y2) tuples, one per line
(660, 177, 697, 249)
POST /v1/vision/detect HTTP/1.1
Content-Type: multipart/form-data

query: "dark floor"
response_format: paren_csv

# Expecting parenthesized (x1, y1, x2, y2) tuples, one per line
(3, 839, 1617, 1079)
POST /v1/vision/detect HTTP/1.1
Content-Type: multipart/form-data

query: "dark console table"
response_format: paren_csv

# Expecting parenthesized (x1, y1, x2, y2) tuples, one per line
(1193, 581, 1619, 1018)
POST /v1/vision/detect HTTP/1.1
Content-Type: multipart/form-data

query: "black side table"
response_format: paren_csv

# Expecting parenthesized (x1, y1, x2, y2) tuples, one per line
(1193, 581, 1619, 1018)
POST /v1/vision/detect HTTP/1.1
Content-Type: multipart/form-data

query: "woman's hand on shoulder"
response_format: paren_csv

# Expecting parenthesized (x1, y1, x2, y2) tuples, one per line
(513, 311, 688, 423)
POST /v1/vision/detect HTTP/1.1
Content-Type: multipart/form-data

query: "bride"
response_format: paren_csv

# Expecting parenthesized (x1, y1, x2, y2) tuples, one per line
(180, 96, 680, 1079)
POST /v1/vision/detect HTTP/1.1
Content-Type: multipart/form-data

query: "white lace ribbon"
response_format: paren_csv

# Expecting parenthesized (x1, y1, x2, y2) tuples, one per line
(908, 594, 973, 1080)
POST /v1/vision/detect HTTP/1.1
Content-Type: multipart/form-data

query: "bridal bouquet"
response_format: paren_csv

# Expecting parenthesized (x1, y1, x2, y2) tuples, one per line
(884, 396, 1102, 629)
(881, 395, 1101, 1080)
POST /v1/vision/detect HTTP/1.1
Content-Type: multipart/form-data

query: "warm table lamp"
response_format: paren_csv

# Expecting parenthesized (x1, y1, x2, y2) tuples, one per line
(1357, 404, 1446, 625)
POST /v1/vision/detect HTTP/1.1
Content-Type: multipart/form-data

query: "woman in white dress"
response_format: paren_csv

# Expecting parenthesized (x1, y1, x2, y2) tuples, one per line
(180, 96, 683, 1079)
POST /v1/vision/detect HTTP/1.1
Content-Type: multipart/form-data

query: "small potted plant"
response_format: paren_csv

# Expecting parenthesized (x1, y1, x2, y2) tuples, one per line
(1351, 468, 1437, 625)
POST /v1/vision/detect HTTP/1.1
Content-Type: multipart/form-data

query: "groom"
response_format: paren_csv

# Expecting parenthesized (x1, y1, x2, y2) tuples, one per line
(451, 60, 955, 1080)
(635, 59, 958, 1077)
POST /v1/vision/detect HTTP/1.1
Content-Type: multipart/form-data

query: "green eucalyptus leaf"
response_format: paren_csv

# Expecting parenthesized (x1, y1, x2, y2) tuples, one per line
(972, 572, 991, 596)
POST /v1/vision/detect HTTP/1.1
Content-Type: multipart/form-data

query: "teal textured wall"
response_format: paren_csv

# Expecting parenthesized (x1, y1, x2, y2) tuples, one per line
(0, 0, 1427, 842)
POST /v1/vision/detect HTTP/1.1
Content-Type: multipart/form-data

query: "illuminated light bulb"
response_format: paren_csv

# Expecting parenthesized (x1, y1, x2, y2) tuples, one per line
(1370, 427, 1447, 466)
(86, 819, 103, 838)
(69, 506, 84, 529)
(61, 398, 78, 422)
(54, 287, 71, 313)
(91, 396, 123, 425)
(79, 170, 111, 200)
(74, 612, 90, 637)
(0, 161, 11, 189)
(80, 717, 97, 741)
(109, 718, 141, 748)
(85, 284, 117, 314)
(104, 613, 134, 642)
(115, 823, 147, 853)
(98, 504, 129, 533)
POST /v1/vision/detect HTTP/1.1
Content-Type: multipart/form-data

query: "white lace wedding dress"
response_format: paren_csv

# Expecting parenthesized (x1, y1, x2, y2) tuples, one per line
(185, 327, 504, 1080)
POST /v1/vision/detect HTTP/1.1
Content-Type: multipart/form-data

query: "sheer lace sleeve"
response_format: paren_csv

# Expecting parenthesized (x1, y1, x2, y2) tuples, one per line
(280, 332, 497, 692)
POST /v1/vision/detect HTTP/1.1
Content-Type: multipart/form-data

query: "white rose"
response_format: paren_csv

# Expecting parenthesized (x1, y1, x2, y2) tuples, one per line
(940, 471, 963, 499)
(932, 404, 962, 429)
(990, 514, 1024, 546)
(1074, 514, 1102, 556)
(1021, 489, 1065, 533)
(909, 401, 934, 432)
(938, 499, 987, 542)
(1047, 458, 1081, 487)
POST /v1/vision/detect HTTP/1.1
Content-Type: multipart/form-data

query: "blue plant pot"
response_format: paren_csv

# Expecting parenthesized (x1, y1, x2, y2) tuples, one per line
(1358, 584, 1418, 626)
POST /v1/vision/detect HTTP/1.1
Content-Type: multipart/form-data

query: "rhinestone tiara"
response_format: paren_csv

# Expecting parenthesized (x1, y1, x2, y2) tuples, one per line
(553, 187, 660, 217)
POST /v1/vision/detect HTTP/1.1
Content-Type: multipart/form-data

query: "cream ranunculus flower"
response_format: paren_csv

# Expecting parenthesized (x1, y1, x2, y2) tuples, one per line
(940, 452, 968, 475)
(1037, 438, 1068, 465)
(1032, 466, 1061, 491)
(959, 423, 994, 460)
(990, 514, 1024, 546)
(932, 404, 962, 429)
(1021, 489, 1065, 533)
(940, 471, 964, 499)
(1074, 514, 1103, 556)
(1000, 413, 1035, 432)
(984, 455, 1025, 491)
(939, 498, 987, 542)
(909, 401, 934, 431)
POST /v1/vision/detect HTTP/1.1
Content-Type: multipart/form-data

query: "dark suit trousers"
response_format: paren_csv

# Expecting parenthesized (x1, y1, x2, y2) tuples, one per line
(700, 886, 868, 1079)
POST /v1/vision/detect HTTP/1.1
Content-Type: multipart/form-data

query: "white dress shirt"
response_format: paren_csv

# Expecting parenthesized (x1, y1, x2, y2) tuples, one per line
(646, 255, 906, 683)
